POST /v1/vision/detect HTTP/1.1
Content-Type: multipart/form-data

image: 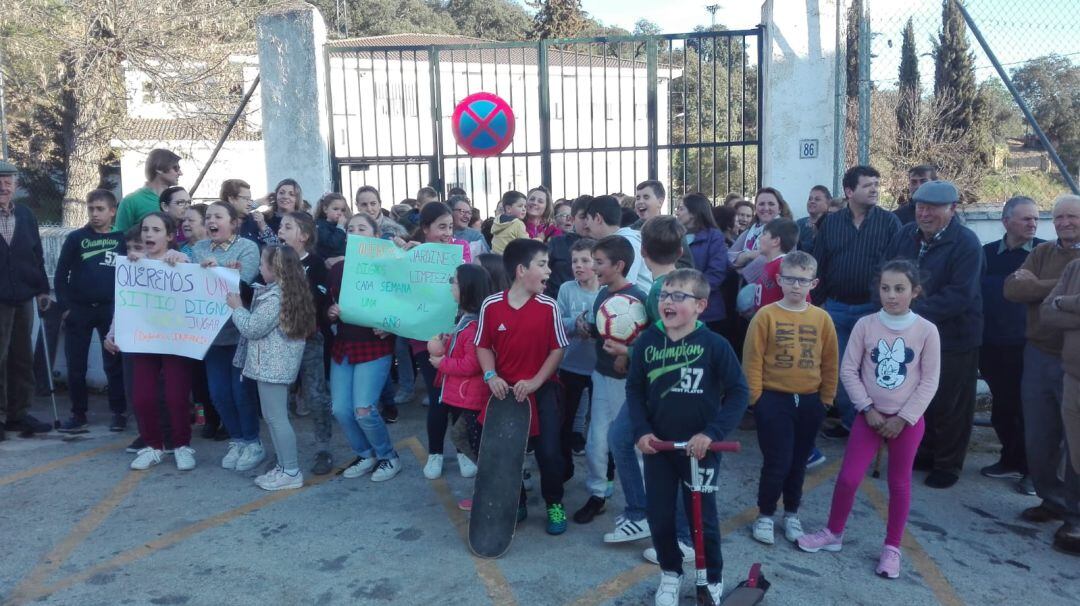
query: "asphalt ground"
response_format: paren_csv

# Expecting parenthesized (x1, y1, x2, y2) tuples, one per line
(1, 393, 1077, 606)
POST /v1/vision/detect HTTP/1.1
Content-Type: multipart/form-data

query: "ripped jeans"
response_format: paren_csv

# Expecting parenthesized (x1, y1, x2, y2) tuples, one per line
(330, 355, 397, 461)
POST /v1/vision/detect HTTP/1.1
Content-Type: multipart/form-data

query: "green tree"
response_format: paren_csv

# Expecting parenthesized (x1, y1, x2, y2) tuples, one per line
(339, 0, 458, 36)
(895, 18, 920, 157)
(445, 0, 531, 40)
(633, 19, 661, 36)
(933, 0, 978, 136)
(1011, 54, 1080, 171)
(527, 0, 588, 39)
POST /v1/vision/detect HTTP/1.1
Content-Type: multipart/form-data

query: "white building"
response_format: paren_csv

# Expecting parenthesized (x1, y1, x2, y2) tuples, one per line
(110, 53, 266, 202)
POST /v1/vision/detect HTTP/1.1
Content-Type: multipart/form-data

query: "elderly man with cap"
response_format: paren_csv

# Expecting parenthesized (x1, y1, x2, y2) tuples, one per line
(0, 160, 53, 439)
(886, 180, 983, 488)
(1005, 193, 1080, 555)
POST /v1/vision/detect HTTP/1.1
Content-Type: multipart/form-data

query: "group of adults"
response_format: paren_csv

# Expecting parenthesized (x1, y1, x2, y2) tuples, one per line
(1, 149, 1079, 555)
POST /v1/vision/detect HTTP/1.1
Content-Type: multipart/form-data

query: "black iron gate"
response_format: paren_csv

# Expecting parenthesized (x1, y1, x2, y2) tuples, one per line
(326, 30, 762, 215)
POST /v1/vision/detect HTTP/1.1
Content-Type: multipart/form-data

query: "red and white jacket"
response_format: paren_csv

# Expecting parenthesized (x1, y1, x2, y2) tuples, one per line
(435, 317, 489, 411)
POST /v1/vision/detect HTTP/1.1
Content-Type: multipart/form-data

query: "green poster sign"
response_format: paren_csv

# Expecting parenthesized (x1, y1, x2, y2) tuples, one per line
(337, 235, 463, 341)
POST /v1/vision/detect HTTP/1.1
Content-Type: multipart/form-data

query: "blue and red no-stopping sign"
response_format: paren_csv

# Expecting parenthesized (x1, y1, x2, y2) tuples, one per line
(451, 92, 516, 157)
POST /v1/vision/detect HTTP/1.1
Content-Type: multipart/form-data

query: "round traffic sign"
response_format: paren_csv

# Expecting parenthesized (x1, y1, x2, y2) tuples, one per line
(451, 92, 516, 157)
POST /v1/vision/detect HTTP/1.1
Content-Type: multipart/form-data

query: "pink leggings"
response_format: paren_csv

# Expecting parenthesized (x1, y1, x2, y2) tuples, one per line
(826, 413, 925, 548)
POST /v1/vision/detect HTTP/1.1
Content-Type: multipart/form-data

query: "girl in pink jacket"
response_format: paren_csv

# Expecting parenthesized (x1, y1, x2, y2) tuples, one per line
(797, 260, 941, 580)
(430, 264, 496, 505)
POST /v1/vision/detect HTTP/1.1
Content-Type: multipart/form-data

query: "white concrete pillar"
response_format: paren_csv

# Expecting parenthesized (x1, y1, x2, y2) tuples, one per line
(760, 0, 849, 219)
(256, 4, 333, 199)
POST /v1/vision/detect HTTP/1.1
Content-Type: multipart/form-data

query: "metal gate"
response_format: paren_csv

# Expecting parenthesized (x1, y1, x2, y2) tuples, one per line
(325, 30, 762, 215)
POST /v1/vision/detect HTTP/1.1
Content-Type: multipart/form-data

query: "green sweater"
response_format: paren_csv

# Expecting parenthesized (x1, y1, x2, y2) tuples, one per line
(114, 186, 160, 232)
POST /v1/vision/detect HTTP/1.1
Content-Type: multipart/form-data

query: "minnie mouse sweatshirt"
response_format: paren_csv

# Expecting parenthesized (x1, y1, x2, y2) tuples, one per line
(840, 310, 941, 425)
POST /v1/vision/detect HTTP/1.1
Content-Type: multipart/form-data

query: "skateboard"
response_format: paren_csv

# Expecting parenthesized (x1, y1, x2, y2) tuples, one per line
(468, 392, 531, 559)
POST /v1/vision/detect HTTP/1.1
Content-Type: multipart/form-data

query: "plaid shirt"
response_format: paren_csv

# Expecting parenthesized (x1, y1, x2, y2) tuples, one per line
(331, 334, 394, 365)
(0, 201, 14, 244)
(918, 224, 948, 264)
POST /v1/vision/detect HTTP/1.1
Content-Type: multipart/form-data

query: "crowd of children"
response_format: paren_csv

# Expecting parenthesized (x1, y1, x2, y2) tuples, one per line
(55, 163, 954, 605)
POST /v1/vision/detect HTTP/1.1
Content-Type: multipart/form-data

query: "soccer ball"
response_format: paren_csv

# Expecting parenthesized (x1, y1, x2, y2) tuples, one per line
(597, 293, 648, 345)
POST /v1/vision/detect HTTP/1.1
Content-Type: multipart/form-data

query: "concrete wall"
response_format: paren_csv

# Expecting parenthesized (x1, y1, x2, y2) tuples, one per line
(760, 0, 848, 220)
(257, 4, 333, 200)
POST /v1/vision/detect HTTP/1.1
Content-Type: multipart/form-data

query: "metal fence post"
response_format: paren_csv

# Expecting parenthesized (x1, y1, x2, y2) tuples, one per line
(429, 47, 444, 195)
(857, 3, 871, 166)
(646, 38, 658, 180)
(538, 40, 553, 191)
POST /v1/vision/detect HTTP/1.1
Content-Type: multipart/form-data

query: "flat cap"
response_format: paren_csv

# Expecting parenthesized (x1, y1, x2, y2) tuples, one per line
(0, 160, 18, 176)
(912, 180, 959, 205)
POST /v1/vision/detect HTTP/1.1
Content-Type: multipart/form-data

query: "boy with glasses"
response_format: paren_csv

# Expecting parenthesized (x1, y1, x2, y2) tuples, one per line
(743, 251, 839, 546)
(629, 268, 748, 605)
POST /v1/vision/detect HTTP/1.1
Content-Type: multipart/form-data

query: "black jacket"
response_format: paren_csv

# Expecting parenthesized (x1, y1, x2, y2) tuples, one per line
(886, 217, 984, 352)
(628, 322, 748, 443)
(54, 226, 126, 308)
(0, 204, 50, 304)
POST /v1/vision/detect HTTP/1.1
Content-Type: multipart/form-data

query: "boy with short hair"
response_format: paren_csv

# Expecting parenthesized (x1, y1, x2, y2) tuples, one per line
(54, 189, 128, 432)
(476, 238, 570, 534)
(573, 236, 648, 525)
(743, 251, 838, 545)
(754, 217, 801, 311)
(557, 237, 600, 464)
(491, 190, 530, 254)
(630, 269, 749, 606)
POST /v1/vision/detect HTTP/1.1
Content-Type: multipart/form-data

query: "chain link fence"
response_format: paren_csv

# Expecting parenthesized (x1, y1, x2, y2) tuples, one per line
(851, 0, 1079, 209)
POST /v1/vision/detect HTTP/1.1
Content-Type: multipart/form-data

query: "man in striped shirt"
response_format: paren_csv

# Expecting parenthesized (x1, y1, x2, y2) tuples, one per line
(811, 165, 902, 438)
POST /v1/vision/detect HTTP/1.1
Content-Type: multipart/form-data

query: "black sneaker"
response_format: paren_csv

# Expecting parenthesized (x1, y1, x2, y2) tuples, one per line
(213, 426, 230, 441)
(58, 415, 88, 433)
(382, 404, 399, 424)
(200, 423, 218, 440)
(311, 450, 333, 475)
(517, 504, 528, 523)
(980, 461, 1023, 480)
(109, 414, 127, 432)
(821, 424, 850, 440)
(925, 470, 959, 489)
(12, 414, 52, 434)
(573, 496, 607, 524)
(126, 436, 147, 453)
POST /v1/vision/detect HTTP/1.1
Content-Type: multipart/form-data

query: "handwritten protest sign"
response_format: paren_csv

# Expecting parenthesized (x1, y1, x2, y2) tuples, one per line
(114, 258, 240, 360)
(338, 235, 463, 341)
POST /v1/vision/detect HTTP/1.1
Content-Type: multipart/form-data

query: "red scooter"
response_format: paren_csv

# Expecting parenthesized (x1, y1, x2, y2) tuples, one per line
(652, 440, 770, 606)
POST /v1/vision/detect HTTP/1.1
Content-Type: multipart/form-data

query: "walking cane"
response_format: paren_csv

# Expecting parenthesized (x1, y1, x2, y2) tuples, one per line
(34, 303, 61, 430)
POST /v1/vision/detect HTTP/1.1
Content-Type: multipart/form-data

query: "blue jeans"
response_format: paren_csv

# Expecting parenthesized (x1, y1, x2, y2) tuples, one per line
(587, 373, 626, 498)
(205, 344, 260, 442)
(330, 355, 397, 460)
(823, 299, 877, 429)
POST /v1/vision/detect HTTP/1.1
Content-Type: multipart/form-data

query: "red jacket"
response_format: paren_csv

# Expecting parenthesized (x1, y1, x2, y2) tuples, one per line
(435, 319, 489, 411)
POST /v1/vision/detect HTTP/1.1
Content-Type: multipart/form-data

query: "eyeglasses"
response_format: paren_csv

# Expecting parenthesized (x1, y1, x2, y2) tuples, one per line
(778, 275, 815, 287)
(658, 291, 702, 303)
(555, 213, 572, 220)
(453, 208, 472, 214)
(170, 198, 192, 207)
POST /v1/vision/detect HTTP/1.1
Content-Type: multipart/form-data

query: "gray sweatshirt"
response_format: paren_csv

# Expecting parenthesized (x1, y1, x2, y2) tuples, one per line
(557, 280, 600, 376)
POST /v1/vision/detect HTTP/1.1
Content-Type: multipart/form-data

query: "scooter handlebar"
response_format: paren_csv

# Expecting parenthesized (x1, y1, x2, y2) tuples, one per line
(649, 440, 741, 453)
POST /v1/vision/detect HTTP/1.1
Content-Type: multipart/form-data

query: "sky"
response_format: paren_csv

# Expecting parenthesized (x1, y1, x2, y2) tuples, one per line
(519, 0, 1077, 89)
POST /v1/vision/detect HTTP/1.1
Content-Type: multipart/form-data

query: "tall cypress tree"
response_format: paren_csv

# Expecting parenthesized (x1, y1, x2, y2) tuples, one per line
(896, 18, 920, 157)
(845, 0, 862, 101)
(933, 0, 978, 136)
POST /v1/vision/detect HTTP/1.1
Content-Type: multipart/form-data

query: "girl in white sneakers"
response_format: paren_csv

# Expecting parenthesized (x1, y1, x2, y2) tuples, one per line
(797, 261, 941, 579)
(228, 245, 315, 491)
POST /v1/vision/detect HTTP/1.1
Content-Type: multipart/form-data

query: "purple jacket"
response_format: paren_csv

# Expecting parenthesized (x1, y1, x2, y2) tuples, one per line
(688, 228, 731, 323)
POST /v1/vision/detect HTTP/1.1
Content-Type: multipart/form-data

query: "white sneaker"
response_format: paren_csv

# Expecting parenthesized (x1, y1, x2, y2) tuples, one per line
(654, 571, 681, 606)
(236, 442, 266, 472)
(130, 447, 164, 470)
(257, 467, 303, 491)
(343, 457, 377, 479)
(221, 441, 242, 470)
(254, 466, 281, 488)
(752, 516, 775, 545)
(423, 453, 444, 479)
(783, 514, 804, 542)
(457, 453, 477, 478)
(604, 517, 651, 543)
(643, 541, 695, 564)
(707, 581, 724, 604)
(174, 446, 196, 471)
(372, 457, 402, 482)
